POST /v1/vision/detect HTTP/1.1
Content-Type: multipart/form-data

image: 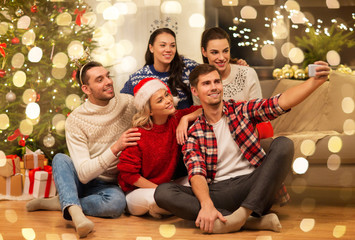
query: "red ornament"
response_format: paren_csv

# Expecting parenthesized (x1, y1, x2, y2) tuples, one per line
(11, 37, 20, 44)
(67, 112, 71, 117)
(31, 5, 38, 13)
(72, 70, 77, 80)
(0, 69, 5, 77)
(19, 138, 26, 147)
(36, 93, 40, 102)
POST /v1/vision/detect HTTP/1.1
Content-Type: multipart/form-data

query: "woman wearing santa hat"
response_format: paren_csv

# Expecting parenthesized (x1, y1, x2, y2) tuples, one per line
(117, 77, 201, 218)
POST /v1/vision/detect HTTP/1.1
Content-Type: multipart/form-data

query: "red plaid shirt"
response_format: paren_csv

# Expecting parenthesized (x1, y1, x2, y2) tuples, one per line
(182, 94, 290, 205)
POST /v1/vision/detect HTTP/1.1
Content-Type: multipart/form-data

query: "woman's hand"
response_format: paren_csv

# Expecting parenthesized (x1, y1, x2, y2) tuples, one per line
(176, 116, 189, 145)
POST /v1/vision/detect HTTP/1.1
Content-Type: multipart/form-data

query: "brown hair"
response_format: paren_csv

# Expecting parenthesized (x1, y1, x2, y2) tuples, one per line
(189, 64, 220, 88)
(75, 61, 103, 87)
(201, 27, 239, 64)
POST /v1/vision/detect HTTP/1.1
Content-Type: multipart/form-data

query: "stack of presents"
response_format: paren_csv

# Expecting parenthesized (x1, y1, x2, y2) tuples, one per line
(0, 149, 56, 199)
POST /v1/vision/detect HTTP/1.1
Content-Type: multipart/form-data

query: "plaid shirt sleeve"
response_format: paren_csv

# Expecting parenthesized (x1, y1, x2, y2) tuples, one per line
(242, 94, 289, 124)
(182, 122, 208, 181)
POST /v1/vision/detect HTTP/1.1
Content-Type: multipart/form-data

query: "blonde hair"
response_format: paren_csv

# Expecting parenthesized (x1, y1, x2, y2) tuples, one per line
(132, 101, 154, 130)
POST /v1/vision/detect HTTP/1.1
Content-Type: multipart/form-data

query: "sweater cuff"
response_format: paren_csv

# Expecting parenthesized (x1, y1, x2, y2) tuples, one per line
(100, 148, 118, 169)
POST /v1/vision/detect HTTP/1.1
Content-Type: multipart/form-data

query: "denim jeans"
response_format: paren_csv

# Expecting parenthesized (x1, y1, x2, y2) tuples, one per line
(52, 153, 126, 220)
(154, 136, 294, 220)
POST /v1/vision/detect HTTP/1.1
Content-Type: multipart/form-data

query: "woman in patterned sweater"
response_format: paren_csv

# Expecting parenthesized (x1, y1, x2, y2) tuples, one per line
(120, 28, 199, 110)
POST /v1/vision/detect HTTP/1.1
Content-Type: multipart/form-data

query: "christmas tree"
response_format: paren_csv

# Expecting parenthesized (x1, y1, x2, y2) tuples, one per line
(0, 1, 95, 163)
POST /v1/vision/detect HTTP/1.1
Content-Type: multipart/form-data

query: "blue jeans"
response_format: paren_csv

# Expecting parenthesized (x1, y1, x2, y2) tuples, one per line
(52, 153, 126, 220)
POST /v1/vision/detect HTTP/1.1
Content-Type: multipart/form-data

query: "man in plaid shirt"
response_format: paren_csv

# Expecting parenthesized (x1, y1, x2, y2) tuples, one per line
(155, 62, 330, 234)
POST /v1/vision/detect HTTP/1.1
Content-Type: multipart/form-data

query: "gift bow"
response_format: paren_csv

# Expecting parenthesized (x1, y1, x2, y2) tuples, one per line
(6, 154, 19, 175)
(28, 165, 53, 198)
(26, 148, 44, 168)
(0, 43, 6, 58)
(74, 9, 86, 26)
(7, 128, 29, 142)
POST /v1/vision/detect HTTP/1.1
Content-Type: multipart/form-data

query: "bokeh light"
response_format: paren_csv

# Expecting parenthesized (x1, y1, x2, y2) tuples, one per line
(327, 154, 341, 171)
(45, 233, 61, 240)
(259, 0, 275, 5)
(291, 11, 306, 24)
(52, 114, 66, 129)
(327, 50, 341, 66)
(0, 22, 9, 35)
(289, 47, 305, 64)
(19, 119, 33, 135)
(328, 136, 342, 153)
(222, 0, 238, 6)
(11, 52, 25, 68)
(51, 67, 67, 80)
(0, 151, 6, 167)
(81, 12, 97, 27)
(160, 1, 182, 14)
(22, 228, 36, 240)
(281, 42, 295, 58)
(103, 6, 119, 20)
(0, 114, 10, 130)
(5, 209, 18, 223)
(118, 40, 134, 55)
(326, 0, 340, 9)
(120, 56, 137, 73)
(300, 218, 315, 232)
(96, 1, 111, 14)
(241, 6, 257, 19)
(159, 224, 176, 238)
(22, 89, 37, 104)
(13, 70, 27, 87)
(261, 44, 277, 60)
(61, 233, 77, 240)
(343, 119, 355, 135)
(291, 177, 307, 194)
(26, 102, 40, 119)
(300, 139, 316, 156)
(56, 12, 72, 26)
(256, 236, 272, 240)
(67, 40, 84, 59)
(136, 237, 153, 240)
(333, 225, 346, 238)
(284, 0, 300, 11)
(65, 94, 82, 110)
(189, 13, 205, 28)
(52, 52, 69, 68)
(28, 46, 43, 63)
(22, 29, 36, 45)
(292, 157, 309, 174)
(341, 97, 354, 114)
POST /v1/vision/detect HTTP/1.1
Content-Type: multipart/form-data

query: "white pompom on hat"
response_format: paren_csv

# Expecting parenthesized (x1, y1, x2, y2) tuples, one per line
(133, 77, 171, 110)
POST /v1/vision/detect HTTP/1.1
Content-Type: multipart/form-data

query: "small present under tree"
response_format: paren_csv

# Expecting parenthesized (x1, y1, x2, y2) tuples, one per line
(0, 1, 96, 162)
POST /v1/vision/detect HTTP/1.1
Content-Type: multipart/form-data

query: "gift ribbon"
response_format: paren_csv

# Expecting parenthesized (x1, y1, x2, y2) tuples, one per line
(7, 128, 29, 142)
(28, 165, 52, 197)
(6, 154, 19, 175)
(6, 176, 11, 196)
(0, 43, 6, 58)
(74, 9, 85, 26)
(26, 148, 44, 168)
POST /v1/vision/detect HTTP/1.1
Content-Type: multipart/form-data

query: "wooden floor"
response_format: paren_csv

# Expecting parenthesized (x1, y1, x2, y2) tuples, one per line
(1, 196, 355, 240)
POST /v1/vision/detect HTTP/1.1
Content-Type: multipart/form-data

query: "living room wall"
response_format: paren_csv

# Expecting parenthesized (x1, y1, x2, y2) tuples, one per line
(205, 0, 355, 78)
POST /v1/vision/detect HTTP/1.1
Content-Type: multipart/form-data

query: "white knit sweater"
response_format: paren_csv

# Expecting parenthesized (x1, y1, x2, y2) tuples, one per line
(65, 93, 135, 184)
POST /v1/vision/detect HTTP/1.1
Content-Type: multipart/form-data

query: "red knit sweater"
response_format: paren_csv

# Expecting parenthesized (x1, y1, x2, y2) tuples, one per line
(117, 105, 200, 192)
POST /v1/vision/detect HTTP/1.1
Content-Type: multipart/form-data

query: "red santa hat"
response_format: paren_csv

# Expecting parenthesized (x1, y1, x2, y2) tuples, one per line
(133, 78, 171, 110)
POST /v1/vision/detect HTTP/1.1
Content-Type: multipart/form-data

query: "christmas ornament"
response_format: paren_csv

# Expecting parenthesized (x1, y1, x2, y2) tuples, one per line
(0, 69, 5, 77)
(283, 69, 294, 79)
(31, 5, 38, 13)
(6, 91, 16, 102)
(295, 69, 306, 80)
(74, 8, 86, 26)
(11, 37, 20, 44)
(0, 42, 6, 58)
(272, 68, 282, 79)
(43, 133, 55, 148)
(15, 8, 24, 17)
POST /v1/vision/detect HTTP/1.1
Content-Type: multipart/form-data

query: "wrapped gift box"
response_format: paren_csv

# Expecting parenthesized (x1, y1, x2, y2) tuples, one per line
(32, 170, 56, 198)
(0, 156, 21, 177)
(23, 154, 45, 169)
(0, 174, 23, 196)
(23, 169, 30, 194)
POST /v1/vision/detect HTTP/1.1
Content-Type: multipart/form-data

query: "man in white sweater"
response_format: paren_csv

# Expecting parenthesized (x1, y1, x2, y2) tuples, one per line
(26, 62, 140, 238)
